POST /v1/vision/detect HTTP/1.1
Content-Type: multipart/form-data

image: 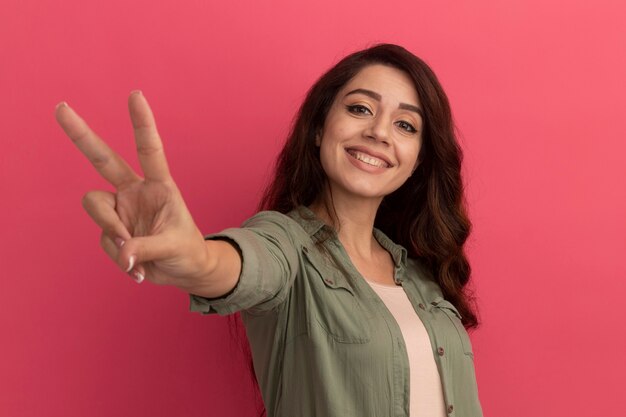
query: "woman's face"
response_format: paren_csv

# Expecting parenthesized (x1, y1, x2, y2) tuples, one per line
(316, 64, 423, 203)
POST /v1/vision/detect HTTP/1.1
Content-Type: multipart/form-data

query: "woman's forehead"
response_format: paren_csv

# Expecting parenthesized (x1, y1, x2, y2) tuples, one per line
(339, 64, 420, 106)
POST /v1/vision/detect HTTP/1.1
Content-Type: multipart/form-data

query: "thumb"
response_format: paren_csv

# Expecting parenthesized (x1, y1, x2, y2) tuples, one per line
(117, 234, 176, 273)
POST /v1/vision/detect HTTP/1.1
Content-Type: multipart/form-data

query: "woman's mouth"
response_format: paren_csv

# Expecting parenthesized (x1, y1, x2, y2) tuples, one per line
(346, 149, 390, 168)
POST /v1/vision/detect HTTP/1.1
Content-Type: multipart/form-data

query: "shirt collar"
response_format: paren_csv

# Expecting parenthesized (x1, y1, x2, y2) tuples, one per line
(287, 205, 408, 269)
(287, 205, 335, 241)
(372, 228, 408, 270)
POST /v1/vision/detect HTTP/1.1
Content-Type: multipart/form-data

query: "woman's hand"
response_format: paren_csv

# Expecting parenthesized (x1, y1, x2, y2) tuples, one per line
(55, 91, 213, 290)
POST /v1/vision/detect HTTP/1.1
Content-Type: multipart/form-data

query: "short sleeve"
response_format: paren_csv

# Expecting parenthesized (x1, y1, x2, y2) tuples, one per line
(189, 211, 302, 316)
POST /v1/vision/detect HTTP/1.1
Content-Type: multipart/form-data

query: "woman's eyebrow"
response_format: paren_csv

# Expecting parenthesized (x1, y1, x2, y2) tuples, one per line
(345, 88, 423, 118)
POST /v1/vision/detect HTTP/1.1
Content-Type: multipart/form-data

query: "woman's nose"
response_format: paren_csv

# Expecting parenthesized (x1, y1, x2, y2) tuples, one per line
(364, 115, 391, 144)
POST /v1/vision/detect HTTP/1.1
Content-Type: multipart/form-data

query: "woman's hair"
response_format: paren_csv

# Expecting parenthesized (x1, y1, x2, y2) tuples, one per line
(258, 43, 479, 329)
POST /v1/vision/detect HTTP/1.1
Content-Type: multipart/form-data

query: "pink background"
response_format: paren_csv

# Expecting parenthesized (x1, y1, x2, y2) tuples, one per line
(1, 0, 624, 416)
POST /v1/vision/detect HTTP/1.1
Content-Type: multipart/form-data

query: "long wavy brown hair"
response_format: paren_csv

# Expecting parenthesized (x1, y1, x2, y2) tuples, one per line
(258, 43, 478, 329)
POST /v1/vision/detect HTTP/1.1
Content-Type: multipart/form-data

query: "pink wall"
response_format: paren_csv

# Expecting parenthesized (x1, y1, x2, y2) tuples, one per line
(1, 0, 624, 416)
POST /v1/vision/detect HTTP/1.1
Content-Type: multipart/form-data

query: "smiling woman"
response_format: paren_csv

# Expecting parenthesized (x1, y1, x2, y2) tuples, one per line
(315, 65, 423, 203)
(56, 43, 482, 417)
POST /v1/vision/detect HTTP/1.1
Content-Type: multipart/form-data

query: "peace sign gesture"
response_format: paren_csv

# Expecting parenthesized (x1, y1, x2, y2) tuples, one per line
(55, 91, 237, 295)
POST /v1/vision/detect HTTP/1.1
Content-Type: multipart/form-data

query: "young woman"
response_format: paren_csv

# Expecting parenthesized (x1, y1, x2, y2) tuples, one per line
(56, 44, 483, 417)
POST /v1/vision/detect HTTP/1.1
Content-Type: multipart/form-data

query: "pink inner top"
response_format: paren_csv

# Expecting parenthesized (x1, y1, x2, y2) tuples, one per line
(365, 279, 447, 417)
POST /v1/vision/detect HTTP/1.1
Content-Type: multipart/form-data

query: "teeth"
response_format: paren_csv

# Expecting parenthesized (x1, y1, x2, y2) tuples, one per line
(348, 150, 389, 168)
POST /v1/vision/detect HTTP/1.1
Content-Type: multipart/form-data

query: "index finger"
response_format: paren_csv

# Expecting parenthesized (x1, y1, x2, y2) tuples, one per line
(55, 102, 140, 188)
(128, 91, 172, 182)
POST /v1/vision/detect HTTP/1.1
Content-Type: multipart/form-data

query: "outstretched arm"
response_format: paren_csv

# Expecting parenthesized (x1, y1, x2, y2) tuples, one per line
(55, 91, 240, 298)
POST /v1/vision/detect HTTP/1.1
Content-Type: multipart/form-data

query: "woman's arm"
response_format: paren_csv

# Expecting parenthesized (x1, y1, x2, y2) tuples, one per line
(55, 91, 243, 296)
(181, 239, 242, 298)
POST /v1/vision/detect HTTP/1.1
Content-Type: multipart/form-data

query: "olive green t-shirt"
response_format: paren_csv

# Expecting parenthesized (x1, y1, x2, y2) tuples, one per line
(190, 206, 483, 417)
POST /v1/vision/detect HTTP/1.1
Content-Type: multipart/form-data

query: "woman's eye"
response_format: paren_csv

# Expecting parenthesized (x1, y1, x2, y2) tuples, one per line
(346, 104, 372, 115)
(396, 120, 417, 133)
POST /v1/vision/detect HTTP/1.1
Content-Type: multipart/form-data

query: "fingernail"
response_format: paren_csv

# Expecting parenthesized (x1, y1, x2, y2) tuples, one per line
(126, 255, 136, 273)
(114, 237, 125, 248)
(56, 101, 68, 110)
(131, 270, 145, 284)
(130, 90, 143, 96)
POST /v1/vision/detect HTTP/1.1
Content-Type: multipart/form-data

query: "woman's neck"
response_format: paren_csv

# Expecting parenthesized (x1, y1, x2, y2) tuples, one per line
(308, 192, 383, 259)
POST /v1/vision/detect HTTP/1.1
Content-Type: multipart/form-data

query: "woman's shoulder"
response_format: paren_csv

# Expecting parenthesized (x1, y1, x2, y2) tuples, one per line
(239, 207, 315, 243)
(406, 257, 444, 298)
(241, 209, 296, 226)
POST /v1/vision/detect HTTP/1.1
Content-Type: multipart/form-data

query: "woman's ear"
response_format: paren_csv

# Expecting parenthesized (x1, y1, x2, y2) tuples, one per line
(315, 131, 322, 147)
(411, 148, 425, 175)
(411, 156, 420, 175)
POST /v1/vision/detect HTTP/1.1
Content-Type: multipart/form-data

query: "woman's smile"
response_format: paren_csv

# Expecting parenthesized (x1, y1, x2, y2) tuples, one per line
(347, 149, 389, 168)
(345, 145, 393, 168)
(346, 148, 391, 172)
